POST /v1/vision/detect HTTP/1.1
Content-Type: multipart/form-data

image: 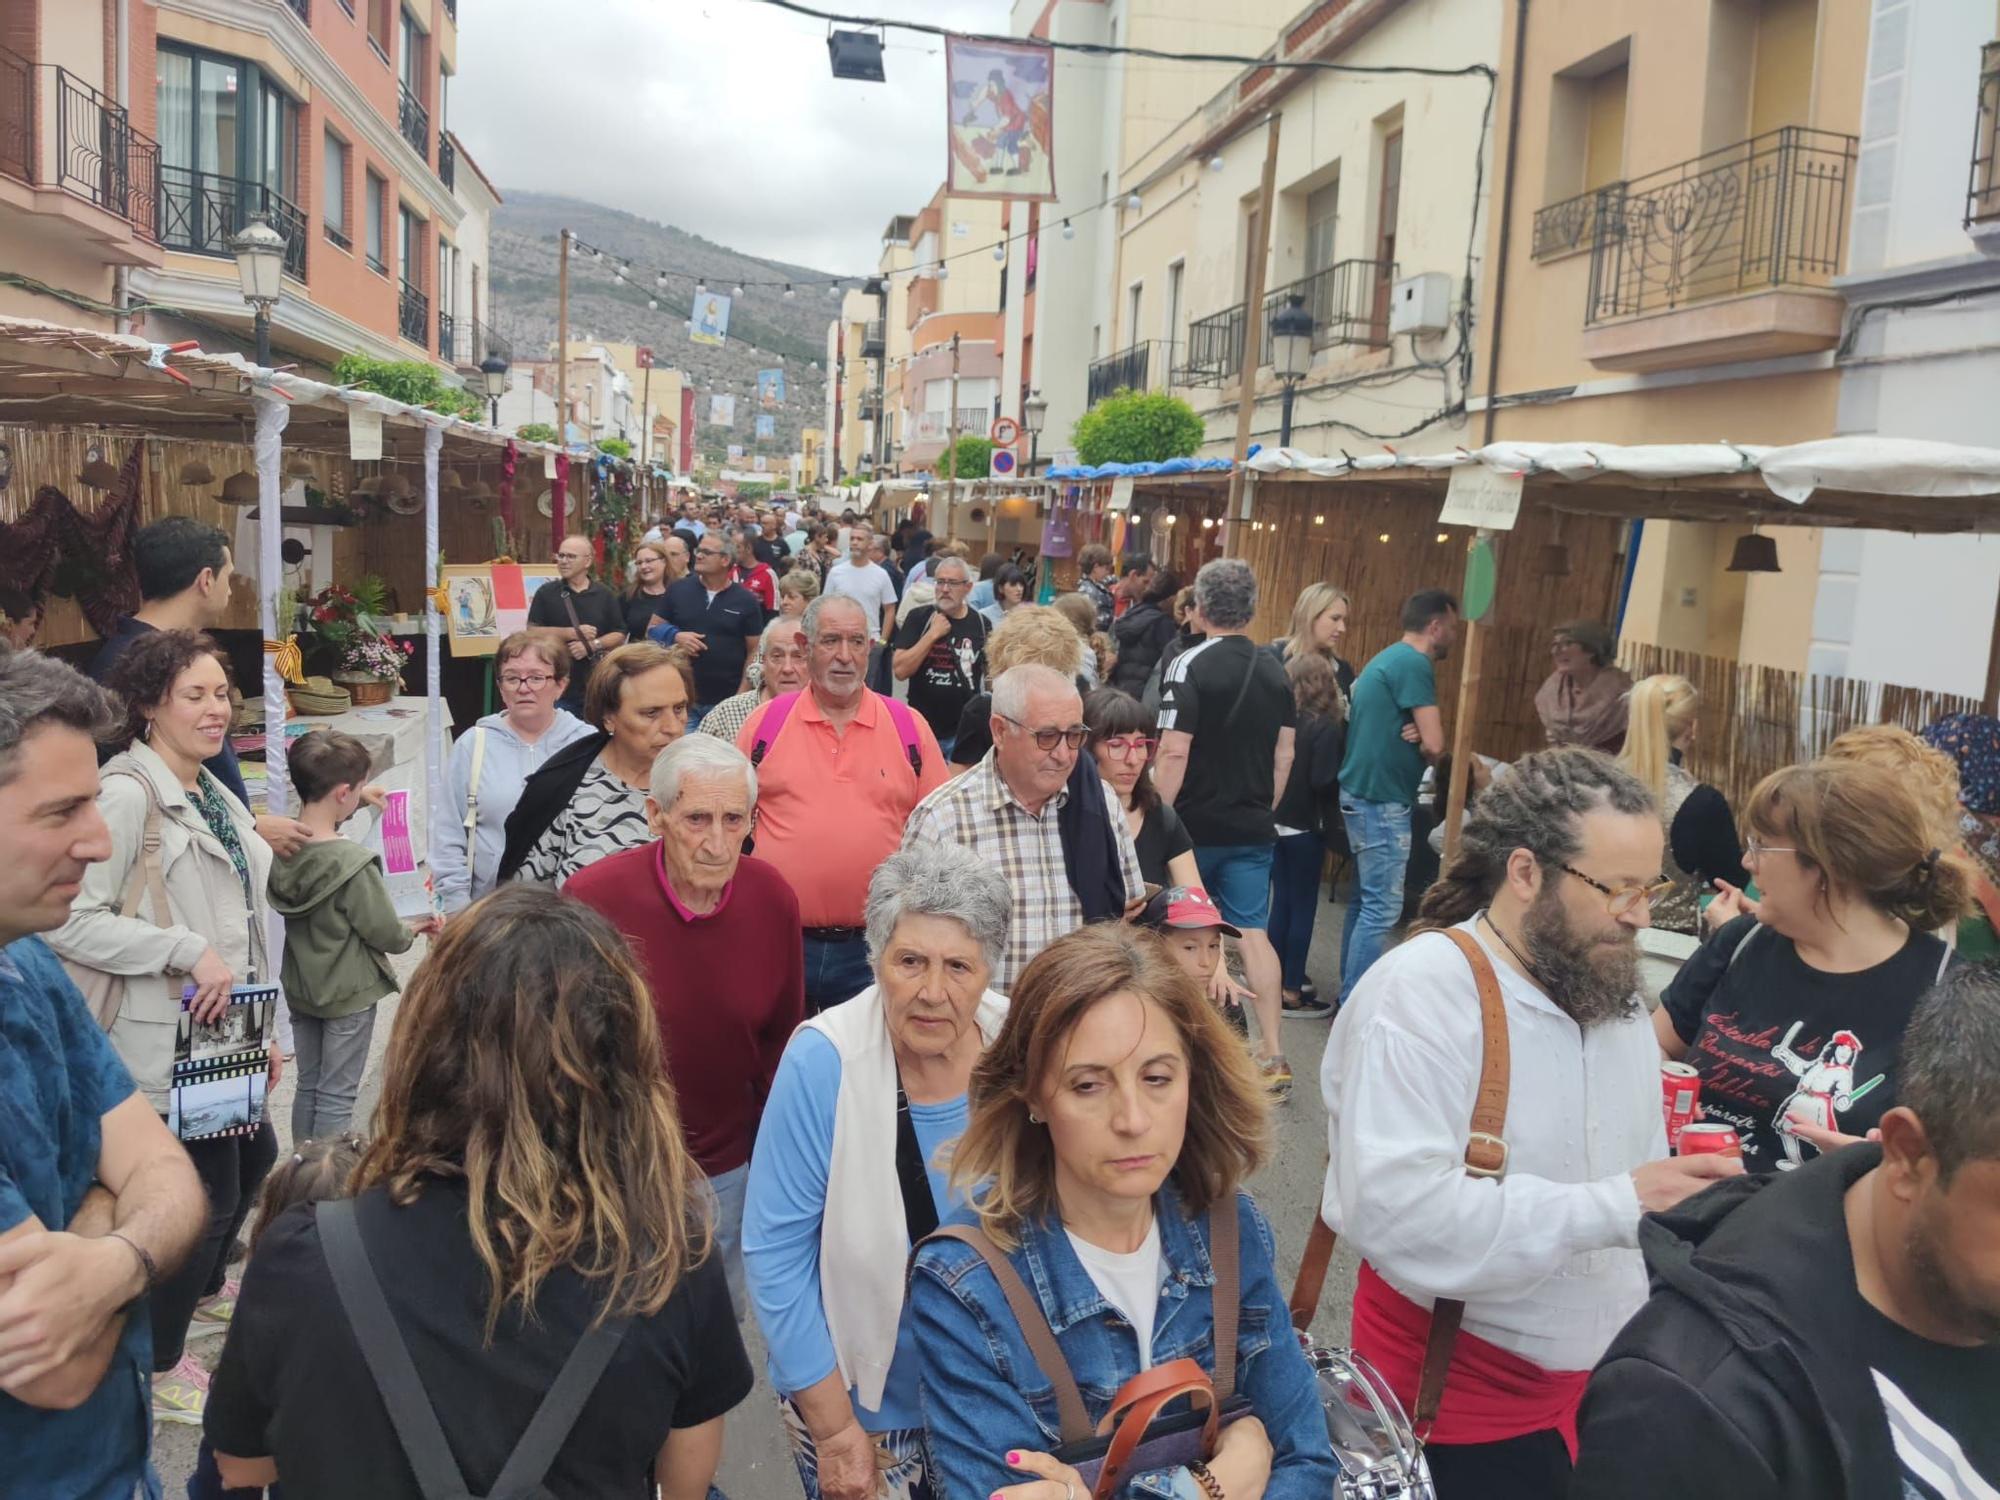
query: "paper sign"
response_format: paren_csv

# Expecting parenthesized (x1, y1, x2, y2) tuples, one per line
(1107, 477, 1134, 512)
(543, 451, 557, 479)
(1439, 466, 1523, 532)
(365, 789, 434, 919)
(348, 408, 382, 460)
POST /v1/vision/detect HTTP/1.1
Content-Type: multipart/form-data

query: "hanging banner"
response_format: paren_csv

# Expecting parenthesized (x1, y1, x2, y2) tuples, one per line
(691, 292, 732, 347)
(728, 444, 745, 459)
(755, 414, 776, 440)
(1438, 466, 1524, 532)
(709, 394, 736, 427)
(946, 36, 1056, 201)
(348, 408, 383, 460)
(757, 369, 786, 408)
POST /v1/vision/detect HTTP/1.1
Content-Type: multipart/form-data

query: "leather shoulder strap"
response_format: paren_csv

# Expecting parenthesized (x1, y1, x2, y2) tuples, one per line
(921, 1224, 1092, 1445)
(1436, 927, 1511, 1175)
(105, 768, 170, 926)
(1207, 1196, 1239, 1402)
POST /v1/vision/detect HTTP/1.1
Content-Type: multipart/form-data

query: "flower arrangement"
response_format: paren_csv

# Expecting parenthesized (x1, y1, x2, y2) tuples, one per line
(334, 632, 411, 681)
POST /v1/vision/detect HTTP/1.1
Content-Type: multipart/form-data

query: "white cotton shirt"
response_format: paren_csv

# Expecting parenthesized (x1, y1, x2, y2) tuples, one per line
(1067, 1217, 1163, 1371)
(1319, 916, 1665, 1373)
(823, 561, 899, 638)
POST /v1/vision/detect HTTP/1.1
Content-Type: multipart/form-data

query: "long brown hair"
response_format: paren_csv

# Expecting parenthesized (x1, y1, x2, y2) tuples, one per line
(1742, 760, 1971, 930)
(949, 924, 1270, 1248)
(355, 887, 709, 1338)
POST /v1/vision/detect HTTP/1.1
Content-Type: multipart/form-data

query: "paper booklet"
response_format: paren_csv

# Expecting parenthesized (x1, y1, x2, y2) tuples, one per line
(168, 982, 276, 1142)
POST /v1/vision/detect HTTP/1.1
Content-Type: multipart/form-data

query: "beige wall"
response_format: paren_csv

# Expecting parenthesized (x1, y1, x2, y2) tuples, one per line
(1117, 0, 1301, 179)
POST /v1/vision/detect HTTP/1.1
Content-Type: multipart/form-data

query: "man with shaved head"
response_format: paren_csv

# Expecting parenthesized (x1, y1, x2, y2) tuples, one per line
(526, 532, 626, 714)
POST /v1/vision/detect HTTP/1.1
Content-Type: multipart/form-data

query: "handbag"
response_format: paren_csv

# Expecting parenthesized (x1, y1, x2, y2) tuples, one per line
(925, 1202, 1248, 1499)
(60, 767, 170, 1031)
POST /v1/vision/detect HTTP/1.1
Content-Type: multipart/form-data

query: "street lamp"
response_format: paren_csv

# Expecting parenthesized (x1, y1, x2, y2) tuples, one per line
(229, 213, 286, 368)
(1270, 294, 1314, 448)
(1022, 389, 1048, 473)
(479, 354, 510, 427)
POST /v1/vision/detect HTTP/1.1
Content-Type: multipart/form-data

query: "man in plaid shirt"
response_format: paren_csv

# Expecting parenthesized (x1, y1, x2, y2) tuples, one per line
(902, 663, 1144, 990)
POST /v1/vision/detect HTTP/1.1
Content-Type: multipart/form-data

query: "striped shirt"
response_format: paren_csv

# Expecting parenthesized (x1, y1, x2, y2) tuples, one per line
(902, 751, 1144, 991)
(516, 757, 653, 888)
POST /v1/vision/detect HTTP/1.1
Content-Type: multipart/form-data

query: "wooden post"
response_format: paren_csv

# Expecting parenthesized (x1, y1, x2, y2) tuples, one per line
(556, 227, 570, 543)
(1224, 112, 1282, 559)
(1441, 529, 1491, 863)
(946, 331, 962, 537)
(1985, 589, 2000, 714)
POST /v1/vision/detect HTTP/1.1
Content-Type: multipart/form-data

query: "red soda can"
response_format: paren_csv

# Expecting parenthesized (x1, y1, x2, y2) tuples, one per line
(1661, 1062, 1701, 1150)
(1676, 1122, 1742, 1158)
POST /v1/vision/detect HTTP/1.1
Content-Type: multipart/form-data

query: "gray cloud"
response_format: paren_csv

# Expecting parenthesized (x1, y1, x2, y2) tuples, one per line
(452, 0, 1012, 274)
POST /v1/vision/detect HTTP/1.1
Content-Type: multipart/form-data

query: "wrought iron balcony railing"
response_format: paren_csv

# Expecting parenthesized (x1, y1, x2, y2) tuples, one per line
(1586, 126, 1858, 325)
(397, 83, 429, 159)
(436, 131, 455, 191)
(1263, 258, 1395, 351)
(10, 65, 161, 239)
(437, 308, 455, 361)
(1087, 339, 1179, 407)
(1968, 41, 2000, 227)
(281, 0, 309, 21)
(399, 279, 430, 347)
(1533, 183, 1620, 260)
(158, 166, 306, 278)
(0, 44, 30, 186)
(861, 319, 885, 356)
(911, 408, 988, 443)
(1177, 305, 1245, 387)
(325, 220, 351, 252)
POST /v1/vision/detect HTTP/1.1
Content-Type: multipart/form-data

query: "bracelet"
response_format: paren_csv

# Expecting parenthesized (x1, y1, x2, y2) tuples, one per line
(105, 1231, 158, 1298)
(1187, 1461, 1226, 1500)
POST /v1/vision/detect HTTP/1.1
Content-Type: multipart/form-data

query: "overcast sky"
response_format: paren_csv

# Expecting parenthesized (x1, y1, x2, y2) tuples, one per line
(453, 0, 1014, 276)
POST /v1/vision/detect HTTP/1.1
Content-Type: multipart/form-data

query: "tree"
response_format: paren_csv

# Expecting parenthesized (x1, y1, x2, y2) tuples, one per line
(1071, 390, 1205, 467)
(596, 437, 633, 460)
(517, 422, 559, 445)
(939, 435, 994, 481)
(333, 353, 484, 422)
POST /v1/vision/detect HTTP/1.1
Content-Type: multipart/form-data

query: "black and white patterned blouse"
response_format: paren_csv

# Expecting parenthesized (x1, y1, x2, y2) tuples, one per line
(515, 756, 652, 887)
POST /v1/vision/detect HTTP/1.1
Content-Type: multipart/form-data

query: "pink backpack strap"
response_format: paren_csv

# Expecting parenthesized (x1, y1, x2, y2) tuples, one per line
(749, 691, 803, 766)
(880, 695, 925, 778)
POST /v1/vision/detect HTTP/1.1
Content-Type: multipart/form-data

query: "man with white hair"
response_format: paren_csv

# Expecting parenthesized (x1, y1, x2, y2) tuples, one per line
(698, 617, 811, 746)
(566, 736, 804, 1312)
(890, 553, 987, 757)
(903, 662, 1143, 991)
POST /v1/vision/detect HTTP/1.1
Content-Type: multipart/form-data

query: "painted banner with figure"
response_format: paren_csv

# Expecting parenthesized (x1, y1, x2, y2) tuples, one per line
(946, 36, 1055, 201)
(757, 369, 786, 408)
(709, 394, 736, 427)
(755, 414, 776, 440)
(691, 292, 732, 347)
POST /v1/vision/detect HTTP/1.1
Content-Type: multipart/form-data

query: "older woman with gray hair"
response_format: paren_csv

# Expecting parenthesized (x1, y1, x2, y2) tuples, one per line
(743, 843, 1011, 1500)
(1534, 618, 1632, 753)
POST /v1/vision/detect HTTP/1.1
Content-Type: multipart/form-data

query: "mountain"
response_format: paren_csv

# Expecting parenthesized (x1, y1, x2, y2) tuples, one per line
(487, 191, 839, 468)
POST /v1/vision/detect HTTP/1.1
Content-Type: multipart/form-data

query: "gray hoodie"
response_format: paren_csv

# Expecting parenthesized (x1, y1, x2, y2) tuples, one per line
(430, 709, 594, 911)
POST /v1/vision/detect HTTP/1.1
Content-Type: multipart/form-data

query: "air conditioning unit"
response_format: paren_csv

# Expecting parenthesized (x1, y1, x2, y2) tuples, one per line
(1387, 272, 1452, 338)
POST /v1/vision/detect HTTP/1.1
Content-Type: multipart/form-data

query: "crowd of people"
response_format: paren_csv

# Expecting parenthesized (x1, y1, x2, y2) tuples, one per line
(1, 496, 1995, 1500)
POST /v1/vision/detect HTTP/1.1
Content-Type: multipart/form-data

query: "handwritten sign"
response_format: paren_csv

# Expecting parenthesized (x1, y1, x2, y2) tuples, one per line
(348, 408, 382, 461)
(1438, 465, 1523, 532)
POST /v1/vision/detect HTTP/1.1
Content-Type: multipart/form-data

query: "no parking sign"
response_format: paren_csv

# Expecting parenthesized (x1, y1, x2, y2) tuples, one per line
(991, 448, 1017, 475)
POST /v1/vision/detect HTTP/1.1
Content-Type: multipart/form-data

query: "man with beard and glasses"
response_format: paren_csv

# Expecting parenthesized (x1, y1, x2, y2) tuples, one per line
(1317, 748, 1742, 1500)
(1572, 963, 2000, 1500)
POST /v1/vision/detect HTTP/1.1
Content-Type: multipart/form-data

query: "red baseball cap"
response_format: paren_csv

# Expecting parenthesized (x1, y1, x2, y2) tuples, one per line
(1138, 885, 1242, 938)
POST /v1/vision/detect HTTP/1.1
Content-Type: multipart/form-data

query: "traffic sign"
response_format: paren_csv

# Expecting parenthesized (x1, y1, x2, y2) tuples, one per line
(991, 448, 1018, 475)
(990, 416, 1020, 446)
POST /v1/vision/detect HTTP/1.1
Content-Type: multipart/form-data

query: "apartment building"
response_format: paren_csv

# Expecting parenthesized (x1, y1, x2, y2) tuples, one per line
(0, 0, 494, 382)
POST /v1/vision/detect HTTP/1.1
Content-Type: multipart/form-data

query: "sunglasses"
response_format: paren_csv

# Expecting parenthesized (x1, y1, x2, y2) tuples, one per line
(1000, 715, 1090, 752)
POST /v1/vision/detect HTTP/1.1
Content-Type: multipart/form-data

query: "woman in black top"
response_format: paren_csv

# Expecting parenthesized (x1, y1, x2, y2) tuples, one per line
(1261, 581, 1357, 699)
(622, 538, 682, 641)
(205, 887, 749, 1499)
(1657, 759, 1969, 1174)
(1107, 568, 1181, 697)
(1083, 687, 1198, 889)
(1269, 653, 1345, 1016)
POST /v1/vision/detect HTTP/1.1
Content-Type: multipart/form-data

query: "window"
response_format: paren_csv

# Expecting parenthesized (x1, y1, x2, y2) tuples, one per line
(365, 169, 386, 270)
(1305, 179, 1340, 274)
(154, 47, 240, 178)
(399, 205, 419, 285)
(1126, 283, 1142, 349)
(366, 0, 392, 59)
(399, 8, 424, 95)
(323, 132, 349, 246)
(1370, 129, 1403, 340)
(1164, 260, 1184, 347)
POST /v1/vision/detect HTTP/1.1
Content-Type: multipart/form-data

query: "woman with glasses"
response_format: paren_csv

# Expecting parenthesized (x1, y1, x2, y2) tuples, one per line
(1083, 687, 1197, 892)
(623, 538, 685, 642)
(432, 633, 596, 913)
(1656, 759, 1970, 1173)
(1534, 621, 1632, 754)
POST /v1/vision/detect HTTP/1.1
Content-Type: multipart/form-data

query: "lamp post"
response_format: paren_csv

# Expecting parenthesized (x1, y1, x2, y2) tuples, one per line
(1270, 293, 1313, 449)
(229, 214, 286, 369)
(1022, 389, 1048, 474)
(479, 354, 510, 427)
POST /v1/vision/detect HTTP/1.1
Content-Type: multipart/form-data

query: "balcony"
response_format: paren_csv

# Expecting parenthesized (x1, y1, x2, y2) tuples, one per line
(0, 56, 161, 243)
(1177, 304, 1245, 386)
(1581, 126, 1857, 373)
(437, 308, 455, 361)
(0, 47, 26, 185)
(398, 83, 429, 160)
(1969, 41, 2000, 248)
(158, 166, 306, 279)
(399, 280, 430, 347)
(444, 316, 510, 367)
(911, 408, 988, 444)
(1087, 339, 1179, 406)
(1532, 183, 1617, 261)
(281, 0, 309, 21)
(436, 131, 455, 191)
(861, 319, 885, 358)
(1263, 258, 1395, 351)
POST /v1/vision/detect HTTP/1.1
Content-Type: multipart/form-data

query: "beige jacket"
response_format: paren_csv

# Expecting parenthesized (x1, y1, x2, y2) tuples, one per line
(47, 740, 273, 1108)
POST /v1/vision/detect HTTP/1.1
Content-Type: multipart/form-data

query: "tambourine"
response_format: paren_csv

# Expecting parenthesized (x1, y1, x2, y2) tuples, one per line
(1297, 1335, 1435, 1499)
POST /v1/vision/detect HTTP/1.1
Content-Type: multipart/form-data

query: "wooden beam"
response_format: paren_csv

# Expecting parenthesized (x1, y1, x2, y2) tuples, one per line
(1441, 534, 1489, 863)
(1223, 112, 1282, 557)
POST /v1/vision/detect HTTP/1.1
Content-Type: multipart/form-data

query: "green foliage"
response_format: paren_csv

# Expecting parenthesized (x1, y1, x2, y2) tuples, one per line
(332, 353, 484, 422)
(735, 483, 773, 503)
(1071, 390, 1205, 467)
(596, 437, 633, 459)
(833, 471, 864, 488)
(939, 435, 993, 481)
(517, 422, 560, 445)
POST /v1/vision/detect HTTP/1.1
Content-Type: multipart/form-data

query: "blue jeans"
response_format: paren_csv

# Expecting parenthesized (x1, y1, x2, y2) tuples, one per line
(687, 702, 713, 732)
(703, 1162, 749, 1320)
(1193, 843, 1275, 931)
(1268, 831, 1324, 995)
(1339, 794, 1413, 995)
(802, 932, 873, 1014)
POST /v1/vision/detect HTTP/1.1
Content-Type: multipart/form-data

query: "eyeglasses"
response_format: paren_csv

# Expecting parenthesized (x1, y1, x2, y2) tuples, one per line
(695, 547, 728, 559)
(935, 577, 970, 589)
(1098, 734, 1158, 759)
(499, 673, 555, 690)
(1744, 837, 1798, 861)
(1000, 715, 1090, 752)
(1556, 861, 1676, 918)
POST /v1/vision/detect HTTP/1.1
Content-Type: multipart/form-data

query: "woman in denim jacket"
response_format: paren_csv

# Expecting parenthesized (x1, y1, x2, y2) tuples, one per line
(908, 925, 1338, 1500)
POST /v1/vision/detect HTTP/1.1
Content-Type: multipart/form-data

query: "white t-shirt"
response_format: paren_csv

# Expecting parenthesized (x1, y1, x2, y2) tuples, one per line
(823, 560, 899, 638)
(1066, 1217, 1163, 1371)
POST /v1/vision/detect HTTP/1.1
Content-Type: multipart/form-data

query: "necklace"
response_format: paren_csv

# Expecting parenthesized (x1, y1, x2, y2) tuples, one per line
(1479, 910, 1543, 987)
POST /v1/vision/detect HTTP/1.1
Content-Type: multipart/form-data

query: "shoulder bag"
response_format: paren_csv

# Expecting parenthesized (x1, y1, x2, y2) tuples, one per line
(1288, 925, 1510, 1434)
(60, 766, 171, 1031)
(924, 1202, 1247, 1499)
(319, 1198, 629, 1500)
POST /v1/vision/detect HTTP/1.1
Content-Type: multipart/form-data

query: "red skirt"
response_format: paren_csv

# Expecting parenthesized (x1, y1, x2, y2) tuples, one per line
(1351, 1260, 1589, 1455)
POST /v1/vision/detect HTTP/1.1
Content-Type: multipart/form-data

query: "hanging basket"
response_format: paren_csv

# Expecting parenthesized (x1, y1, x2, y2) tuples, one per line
(331, 672, 397, 706)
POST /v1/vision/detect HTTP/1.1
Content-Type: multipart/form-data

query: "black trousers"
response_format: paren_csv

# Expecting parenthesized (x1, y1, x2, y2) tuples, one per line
(1424, 1428, 1572, 1500)
(150, 1120, 278, 1370)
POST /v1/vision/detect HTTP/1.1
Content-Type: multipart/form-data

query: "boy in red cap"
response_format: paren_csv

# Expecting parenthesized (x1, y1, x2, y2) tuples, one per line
(1137, 885, 1249, 1036)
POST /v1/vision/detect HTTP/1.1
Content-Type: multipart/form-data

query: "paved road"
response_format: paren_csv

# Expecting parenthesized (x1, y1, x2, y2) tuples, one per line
(152, 899, 1362, 1496)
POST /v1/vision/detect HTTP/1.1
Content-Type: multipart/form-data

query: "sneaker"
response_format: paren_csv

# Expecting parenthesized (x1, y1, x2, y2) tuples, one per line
(152, 1354, 209, 1425)
(1258, 1054, 1293, 1102)
(187, 1277, 240, 1338)
(1282, 991, 1335, 1020)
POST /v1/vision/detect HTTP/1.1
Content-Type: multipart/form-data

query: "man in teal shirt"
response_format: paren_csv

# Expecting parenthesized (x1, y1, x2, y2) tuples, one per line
(1338, 589, 1458, 994)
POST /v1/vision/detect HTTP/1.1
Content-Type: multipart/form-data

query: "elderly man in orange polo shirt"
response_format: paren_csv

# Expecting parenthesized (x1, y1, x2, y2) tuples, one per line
(737, 593, 950, 1011)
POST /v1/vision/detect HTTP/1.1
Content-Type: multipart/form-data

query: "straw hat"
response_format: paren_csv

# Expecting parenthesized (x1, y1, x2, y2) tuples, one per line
(79, 458, 123, 490)
(178, 458, 216, 486)
(284, 452, 316, 480)
(287, 675, 352, 715)
(219, 470, 259, 506)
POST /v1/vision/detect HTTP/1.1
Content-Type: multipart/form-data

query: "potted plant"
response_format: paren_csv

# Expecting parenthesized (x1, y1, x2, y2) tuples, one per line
(330, 631, 412, 705)
(294, 577, 405, 706)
